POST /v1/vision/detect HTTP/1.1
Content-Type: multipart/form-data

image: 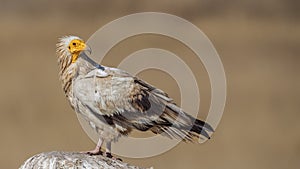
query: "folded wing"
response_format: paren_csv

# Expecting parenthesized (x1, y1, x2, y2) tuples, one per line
(73, 67, 214, 142)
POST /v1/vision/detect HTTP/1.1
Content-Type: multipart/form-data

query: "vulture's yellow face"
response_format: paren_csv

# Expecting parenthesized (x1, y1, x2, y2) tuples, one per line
(68, 39, 88, 63)
(56, 36, 91, 64)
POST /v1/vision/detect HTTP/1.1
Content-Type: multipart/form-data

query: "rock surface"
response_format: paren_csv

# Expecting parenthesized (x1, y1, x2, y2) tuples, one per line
(19, 151, 151, 169)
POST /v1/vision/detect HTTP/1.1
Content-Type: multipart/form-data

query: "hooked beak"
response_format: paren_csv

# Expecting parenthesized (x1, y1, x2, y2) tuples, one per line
(84, 44, 92, 55)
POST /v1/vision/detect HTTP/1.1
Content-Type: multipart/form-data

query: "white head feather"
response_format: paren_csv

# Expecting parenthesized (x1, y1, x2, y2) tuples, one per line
(56, 35, 82, 57)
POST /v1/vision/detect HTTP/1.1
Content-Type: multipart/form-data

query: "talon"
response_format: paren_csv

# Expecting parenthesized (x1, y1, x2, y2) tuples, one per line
(105, 152, 113, 158)
(104, 152, 122, 161)
(116, 157, 123, 161)
(81, 149, 103, 156)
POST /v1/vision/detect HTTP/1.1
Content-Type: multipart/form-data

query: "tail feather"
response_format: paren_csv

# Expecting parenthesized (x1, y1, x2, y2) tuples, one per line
(191, 122, 211, 139)
(193, 118, 215, 132)
(148, 104, 214, 142)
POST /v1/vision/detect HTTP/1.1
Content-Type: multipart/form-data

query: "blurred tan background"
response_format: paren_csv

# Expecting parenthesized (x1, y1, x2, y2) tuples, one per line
(0, 0, 299, 168)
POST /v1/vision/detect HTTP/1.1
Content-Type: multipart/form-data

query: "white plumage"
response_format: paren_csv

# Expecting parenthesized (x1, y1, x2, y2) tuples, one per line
(56, 35, 214, 158)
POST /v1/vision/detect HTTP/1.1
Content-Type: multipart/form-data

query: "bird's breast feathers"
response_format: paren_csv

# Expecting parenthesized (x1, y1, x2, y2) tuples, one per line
(73, 70, 138, 116)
